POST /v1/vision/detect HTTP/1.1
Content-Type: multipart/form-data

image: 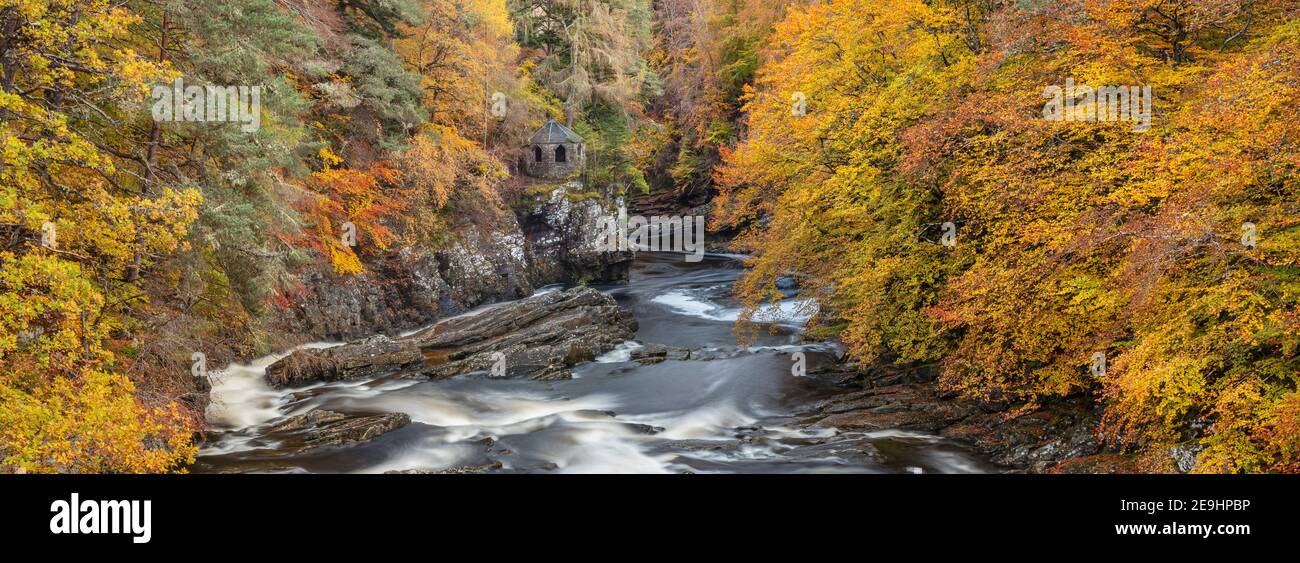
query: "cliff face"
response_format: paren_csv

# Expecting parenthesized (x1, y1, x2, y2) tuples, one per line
(274, 183, 631, 342)
(275, 218, 532, 341)
(520, 182, 635, 285)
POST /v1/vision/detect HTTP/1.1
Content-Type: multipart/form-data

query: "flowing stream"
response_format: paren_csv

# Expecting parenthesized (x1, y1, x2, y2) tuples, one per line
(195, 253, 997, 473)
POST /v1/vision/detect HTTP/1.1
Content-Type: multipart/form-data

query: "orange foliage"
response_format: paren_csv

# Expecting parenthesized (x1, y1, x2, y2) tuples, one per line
(298, 159, 409, 275)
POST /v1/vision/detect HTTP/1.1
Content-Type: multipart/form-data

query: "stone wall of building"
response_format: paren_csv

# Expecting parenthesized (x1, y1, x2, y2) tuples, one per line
(524, 142, 585, 180)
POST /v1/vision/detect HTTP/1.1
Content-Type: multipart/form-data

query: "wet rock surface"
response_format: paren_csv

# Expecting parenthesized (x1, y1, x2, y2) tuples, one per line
(265, 335, 423, 388)
(798, 365, 1104, 473)
(629, 343, 740, 364)
(265, 409, 410, 453)
(265, 286, 637, 387)
(385, 461, 504, 474)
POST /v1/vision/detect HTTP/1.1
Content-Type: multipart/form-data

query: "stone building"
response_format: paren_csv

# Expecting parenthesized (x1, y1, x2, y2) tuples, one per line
(523, 119, 585, 180)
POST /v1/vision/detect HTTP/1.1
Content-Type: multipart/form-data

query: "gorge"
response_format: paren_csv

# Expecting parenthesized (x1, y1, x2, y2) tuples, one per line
(197, 252, 1002, 474)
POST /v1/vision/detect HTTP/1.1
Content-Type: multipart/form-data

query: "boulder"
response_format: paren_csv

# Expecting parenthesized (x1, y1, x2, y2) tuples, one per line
(630, 343, 669, 364)
(629, 343, 698, 364)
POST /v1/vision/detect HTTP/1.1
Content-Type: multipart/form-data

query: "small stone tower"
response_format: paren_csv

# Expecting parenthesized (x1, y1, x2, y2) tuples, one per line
(524, 119, 585, 180)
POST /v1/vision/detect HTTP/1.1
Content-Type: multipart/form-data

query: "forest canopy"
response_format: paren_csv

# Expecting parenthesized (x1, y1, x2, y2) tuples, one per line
(711, 0, 1300, 473)
(1, 0, 1297, 473)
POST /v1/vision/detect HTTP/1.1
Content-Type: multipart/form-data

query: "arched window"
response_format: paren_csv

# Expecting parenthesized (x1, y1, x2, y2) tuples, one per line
(555, 145, 567, 163)
(533, 146, 543, 162)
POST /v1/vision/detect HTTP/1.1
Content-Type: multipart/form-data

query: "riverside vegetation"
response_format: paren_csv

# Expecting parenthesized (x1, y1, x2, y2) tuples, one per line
(1, 0, 1297, 474)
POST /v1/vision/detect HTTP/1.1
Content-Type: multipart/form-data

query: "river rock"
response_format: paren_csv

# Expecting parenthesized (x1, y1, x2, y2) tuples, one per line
(383, 460, 505, 474)
(410, 285, 637, 380)
(265, 286, 637, 387)
(800, 366, 1103, 473)
(266, 335, 424, 388)
(630, 343, 669, 364)
(629, 343, 700, 364)
(438, 460, 505, 474)
(266, 409, 410, 452)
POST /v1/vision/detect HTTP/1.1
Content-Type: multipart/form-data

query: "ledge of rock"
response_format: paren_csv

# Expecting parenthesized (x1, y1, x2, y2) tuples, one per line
(629, 343, 737, 364)
(265, 286, 637, 387)
(521, 184, 635, 285)
(265, 409, 410, 452)
(799, 366, 1102, 473)
(266, 336, 424, 388)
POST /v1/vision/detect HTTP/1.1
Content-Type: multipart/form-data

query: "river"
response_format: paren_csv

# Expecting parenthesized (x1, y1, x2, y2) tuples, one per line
(195, 253, 996, 473)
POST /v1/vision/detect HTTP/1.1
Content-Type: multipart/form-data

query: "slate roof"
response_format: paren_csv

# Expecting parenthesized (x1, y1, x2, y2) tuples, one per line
(529, 119, 583, 144)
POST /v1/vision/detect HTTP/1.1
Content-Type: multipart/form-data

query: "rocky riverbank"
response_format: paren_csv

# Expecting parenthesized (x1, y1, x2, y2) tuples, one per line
(195, 181, 635, 462)
(202, 251, 1118, 474)
(274, 183, 632, 343)
(794, 362, 1135, 473)
(614, 341, 1117, 473)
(262, 267, 1119, 472)
(202, 286, 639, 460)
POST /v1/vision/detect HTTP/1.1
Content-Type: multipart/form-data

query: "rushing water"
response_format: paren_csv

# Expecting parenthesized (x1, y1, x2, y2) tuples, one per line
(195, 253, 996, 474)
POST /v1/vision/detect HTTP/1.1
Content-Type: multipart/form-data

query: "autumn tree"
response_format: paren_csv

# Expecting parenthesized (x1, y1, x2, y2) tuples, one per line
(648, 0, 789, 198)
(716, 0, 1300, 472)
(0, 0, 200, 472)
(509, 0, 656, 194)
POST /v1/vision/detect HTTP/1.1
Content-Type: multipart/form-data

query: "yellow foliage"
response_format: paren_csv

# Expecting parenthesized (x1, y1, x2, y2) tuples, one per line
(716, 0, 1300, 471)
(0, 0, 200, 472)
(0, 370, 197, 474)
(330, 245, 365, 276)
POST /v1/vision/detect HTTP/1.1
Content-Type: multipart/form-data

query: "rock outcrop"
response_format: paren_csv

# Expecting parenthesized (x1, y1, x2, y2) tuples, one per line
(274, 185, 633, 343)
(266, 335, 424, 388)
(520, 183, 634, 284)
(265, 286, 637, 387)
(798, 363, 1103, 473)
(276, 215, 535, 341)
(628, 343, 730, 364)
(265, 409, 410, 452)
(628, 187, 735, 253)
